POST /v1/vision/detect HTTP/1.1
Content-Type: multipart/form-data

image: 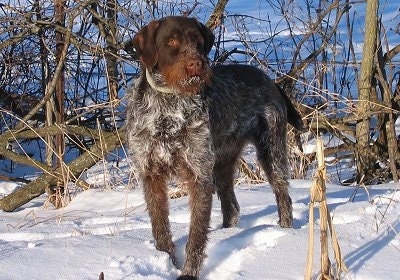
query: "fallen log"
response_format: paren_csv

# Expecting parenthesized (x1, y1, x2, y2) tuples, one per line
(0, 127, 126, 212)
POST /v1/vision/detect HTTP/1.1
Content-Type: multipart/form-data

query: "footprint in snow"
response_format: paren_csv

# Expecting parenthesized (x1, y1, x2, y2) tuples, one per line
(203, 225, 288, 279)
(108, 255, 179, 280)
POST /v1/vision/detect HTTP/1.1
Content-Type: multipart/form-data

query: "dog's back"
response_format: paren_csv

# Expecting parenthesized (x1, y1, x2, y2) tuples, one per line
(207, 64, 305, 140)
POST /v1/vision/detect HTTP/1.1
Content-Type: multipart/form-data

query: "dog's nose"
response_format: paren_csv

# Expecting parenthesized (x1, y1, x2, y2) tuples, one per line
(185, 58, 203, 76)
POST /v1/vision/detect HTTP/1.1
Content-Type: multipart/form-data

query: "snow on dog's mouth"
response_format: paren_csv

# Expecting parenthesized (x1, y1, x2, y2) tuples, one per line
(181, 75, 203, 86)
(177, 75, 206, 95)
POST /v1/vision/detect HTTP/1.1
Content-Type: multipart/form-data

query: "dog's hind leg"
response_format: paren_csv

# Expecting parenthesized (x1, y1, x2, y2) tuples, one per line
(253, 107, 293, 228)
(143, 175, 177, 264)
(213, 145, 243, 228)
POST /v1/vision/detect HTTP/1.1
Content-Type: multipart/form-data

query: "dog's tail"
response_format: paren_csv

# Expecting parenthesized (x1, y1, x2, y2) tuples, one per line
(275, 84, 307, 132)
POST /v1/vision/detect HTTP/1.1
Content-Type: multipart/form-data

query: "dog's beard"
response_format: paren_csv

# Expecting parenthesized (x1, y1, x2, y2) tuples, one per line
(146, 69, 203, 95)
(182, 75, 202, 86)
(149, 66, 212, 96)
(179, 76, 205, 94)
(179, 66, 212, 95)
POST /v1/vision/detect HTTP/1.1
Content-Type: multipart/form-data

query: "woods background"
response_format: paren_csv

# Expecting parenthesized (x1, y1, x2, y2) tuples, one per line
(1, 0, 400, 211)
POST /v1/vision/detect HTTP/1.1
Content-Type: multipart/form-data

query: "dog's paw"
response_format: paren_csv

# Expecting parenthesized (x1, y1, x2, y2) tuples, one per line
(177, 276, 197, 280)
(279, 217, 293, 228)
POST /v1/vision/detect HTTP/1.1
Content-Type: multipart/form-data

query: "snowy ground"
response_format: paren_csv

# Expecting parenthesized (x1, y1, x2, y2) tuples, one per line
(0, 172, 399, 279)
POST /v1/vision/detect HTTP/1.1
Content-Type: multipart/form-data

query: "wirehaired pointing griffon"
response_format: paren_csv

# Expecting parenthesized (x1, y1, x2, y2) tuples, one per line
(125, 16, 305, 280)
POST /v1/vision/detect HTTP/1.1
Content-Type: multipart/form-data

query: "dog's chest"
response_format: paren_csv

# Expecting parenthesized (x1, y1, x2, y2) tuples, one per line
(134, 96, 205, 137)
(127, 91, 210, 167)
(153, 111, 187, 139)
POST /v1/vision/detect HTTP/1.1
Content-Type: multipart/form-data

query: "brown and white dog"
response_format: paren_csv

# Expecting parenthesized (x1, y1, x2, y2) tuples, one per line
(125, 16, 304, 280)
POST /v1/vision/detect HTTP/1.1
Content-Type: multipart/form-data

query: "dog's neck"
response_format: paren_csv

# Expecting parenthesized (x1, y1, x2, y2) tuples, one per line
(145, 68, 176, 94)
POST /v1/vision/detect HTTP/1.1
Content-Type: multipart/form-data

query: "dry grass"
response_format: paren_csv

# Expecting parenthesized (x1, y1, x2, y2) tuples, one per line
(305, 138, 348, 280)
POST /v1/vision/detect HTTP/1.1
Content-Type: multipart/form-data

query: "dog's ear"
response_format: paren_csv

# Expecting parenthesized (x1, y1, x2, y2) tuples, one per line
(196, 21, 215, 55)
(132, 20, 160, 68)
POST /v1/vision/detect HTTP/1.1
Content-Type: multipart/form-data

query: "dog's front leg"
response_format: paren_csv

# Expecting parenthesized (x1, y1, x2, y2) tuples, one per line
(143, 175, 177, 265)
(179, 179, 213, 280)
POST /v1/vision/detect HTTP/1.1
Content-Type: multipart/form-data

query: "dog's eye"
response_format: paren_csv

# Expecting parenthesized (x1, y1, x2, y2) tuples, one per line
(167, 38, 179, 47)
(191, 34, 202, 44)
(189, 34, 204, 51)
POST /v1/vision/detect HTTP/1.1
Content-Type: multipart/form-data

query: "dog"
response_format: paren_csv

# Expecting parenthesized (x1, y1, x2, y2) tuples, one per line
(125, 16, 305, 280)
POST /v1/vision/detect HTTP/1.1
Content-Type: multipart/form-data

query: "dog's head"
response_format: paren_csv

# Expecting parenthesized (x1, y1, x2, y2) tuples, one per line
(126, 16, 215, 95)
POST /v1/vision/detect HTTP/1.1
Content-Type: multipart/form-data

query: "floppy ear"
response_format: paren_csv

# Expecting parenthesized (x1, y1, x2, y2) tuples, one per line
(132, 20, 160, 68)
(196, 20, 215, 55)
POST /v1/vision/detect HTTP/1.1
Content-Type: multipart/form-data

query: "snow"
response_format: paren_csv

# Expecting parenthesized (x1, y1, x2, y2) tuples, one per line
(1, 177, 399, 279)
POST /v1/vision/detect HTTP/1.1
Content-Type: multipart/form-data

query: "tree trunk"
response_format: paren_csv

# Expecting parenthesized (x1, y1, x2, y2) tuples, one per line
(355, 0, 378, 183)
(55, 0, 66, 169)
(106, 0, 118, 102)
(375, 35, 400, 182)
(206, 0, 229, 31)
